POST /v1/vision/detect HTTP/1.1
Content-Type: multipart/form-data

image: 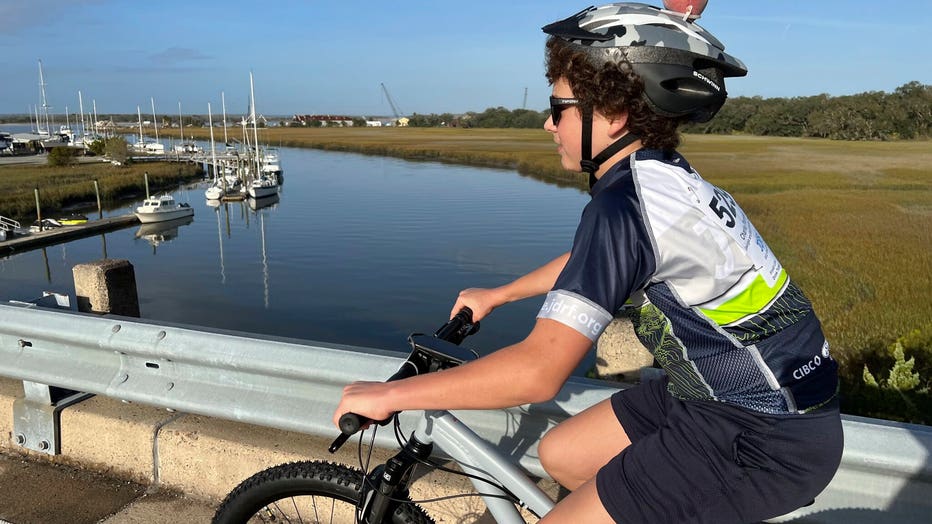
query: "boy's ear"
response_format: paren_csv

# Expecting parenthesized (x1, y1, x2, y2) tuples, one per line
(608, 112, 629, 137)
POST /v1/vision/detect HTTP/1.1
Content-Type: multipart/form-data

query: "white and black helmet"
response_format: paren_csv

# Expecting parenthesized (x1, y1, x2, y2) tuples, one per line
(542, 2, 747, 122)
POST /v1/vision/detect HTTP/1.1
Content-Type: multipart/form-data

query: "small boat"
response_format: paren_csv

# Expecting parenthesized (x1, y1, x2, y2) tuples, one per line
(261, 148, 284, 185)
(134, 194, 194, 224)
(58, 213, 88, 225)
(205, 184, 224, 201)
(246, 175, 279, 199)
(173, 142, 202, 154)
(30, 218, 63, 232)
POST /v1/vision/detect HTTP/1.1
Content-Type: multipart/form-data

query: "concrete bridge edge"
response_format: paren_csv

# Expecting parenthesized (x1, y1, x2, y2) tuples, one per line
(0, 376, 553, 522)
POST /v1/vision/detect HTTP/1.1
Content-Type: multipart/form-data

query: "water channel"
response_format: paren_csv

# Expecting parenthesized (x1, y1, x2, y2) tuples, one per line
(1, 141, 595, 366)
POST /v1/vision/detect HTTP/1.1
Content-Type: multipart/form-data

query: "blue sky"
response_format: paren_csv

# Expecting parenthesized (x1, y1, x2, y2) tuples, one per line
(1, 1, 928, 118)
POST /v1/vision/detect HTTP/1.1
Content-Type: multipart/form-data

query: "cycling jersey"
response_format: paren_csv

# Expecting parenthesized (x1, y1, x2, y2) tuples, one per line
(538, 149, 838, 414)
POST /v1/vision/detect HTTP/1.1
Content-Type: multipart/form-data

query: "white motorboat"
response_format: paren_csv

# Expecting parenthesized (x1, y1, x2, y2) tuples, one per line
(260, 148, 284, 184)
(134, 194, 194, 223)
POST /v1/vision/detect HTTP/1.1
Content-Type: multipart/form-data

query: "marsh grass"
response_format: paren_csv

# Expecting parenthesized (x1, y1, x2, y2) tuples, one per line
(0, 161, 203, 221)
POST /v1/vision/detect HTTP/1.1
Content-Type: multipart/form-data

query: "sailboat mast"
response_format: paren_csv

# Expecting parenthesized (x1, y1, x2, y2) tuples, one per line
(137, 106, 144, 145)
(151, 97, 160, 143)
(78, 91, 86, 139)
(38, 60, 51, 135)
(208, 102, 220, 186)
(249, 72, 261, 178)
(178, 101, 184, 144)
(221, 91, 228, 145)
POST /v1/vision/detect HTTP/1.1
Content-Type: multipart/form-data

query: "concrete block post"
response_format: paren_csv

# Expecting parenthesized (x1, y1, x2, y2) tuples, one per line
(72, 259, 141, 317)
(595, 316, 655, 382)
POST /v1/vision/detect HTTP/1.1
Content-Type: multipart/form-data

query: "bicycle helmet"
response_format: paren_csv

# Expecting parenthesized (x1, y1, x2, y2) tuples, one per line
(542, 2, 747, 123)
(542, 3, 747, 185)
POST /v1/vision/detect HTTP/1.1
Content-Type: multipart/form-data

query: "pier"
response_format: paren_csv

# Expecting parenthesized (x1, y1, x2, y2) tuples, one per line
(0, 215, 139, 257)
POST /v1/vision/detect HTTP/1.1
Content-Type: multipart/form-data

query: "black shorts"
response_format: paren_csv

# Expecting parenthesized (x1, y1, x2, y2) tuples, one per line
(595, 377, 843, 524)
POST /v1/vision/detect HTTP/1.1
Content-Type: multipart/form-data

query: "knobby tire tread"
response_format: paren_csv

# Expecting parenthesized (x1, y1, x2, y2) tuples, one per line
(212, 460, 434, 524)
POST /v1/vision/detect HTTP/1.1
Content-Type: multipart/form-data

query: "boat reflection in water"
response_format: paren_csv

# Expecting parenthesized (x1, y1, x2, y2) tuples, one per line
(206, 193, 279, 304)
(134, 215, 194, 250)
(247, 193, 280, 212)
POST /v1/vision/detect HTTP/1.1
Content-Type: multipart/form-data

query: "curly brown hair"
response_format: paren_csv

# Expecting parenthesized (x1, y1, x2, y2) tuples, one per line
(545, 36, 686, 150)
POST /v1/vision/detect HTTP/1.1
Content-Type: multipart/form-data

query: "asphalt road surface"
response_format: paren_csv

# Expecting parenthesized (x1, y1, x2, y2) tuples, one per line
(0, 451, 214, 524)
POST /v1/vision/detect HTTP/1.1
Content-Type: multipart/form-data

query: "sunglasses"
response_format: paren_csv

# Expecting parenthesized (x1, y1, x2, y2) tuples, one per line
(549, 96, 580, 126)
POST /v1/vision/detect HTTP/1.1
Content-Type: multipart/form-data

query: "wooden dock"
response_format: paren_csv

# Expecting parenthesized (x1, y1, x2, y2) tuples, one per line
(0, 215, 139, 257)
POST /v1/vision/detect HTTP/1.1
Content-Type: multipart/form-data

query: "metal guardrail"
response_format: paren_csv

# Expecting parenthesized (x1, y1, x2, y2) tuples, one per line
(0, 301, 929, 522)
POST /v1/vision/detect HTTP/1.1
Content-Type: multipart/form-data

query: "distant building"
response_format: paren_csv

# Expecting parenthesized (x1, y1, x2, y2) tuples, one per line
(292, 114, 355, 127)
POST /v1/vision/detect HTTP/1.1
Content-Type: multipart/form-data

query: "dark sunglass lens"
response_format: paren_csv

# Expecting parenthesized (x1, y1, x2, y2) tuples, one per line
(549, 97, 577, 126)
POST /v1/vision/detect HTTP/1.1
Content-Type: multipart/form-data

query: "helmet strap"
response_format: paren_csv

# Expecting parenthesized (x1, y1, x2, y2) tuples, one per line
(579, 107, 640, 190)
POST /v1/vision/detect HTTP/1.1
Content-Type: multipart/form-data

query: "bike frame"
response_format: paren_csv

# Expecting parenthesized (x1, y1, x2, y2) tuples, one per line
(403, 408, 555, 522)
(347, 311, 555, 522)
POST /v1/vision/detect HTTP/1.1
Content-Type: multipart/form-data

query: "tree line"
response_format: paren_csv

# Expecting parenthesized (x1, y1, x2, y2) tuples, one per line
(684, 81, 931, 140)
(410, 81, 931, 141)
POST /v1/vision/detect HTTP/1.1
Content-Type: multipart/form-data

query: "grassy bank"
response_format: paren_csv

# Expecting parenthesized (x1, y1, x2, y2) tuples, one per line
(0, 160, 204, 222)
(165, 126, 587, 189)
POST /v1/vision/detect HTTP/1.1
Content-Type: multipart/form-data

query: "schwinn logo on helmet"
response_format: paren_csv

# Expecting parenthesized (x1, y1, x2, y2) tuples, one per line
(692, 71, 720, 92)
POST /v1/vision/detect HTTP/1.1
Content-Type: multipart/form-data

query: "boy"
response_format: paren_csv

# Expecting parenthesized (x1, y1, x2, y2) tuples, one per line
(336, 4, 843, 522)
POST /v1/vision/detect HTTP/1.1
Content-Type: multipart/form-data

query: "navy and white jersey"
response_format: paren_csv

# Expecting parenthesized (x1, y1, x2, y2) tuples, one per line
(538, 149, 837, 414)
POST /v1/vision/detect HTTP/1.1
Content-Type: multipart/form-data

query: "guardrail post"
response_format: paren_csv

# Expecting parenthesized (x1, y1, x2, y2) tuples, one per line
(10, 293, 94, 455)
(72, 259, 140, 317)
(13, 384, 94, 455)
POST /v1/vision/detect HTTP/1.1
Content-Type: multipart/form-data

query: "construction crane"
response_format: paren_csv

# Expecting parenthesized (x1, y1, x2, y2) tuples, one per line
(380, 83, 403, 120)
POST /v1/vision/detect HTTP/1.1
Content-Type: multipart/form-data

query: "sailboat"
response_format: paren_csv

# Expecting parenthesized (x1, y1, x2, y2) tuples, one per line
(243, 72, 280, 199)
(35, 60, 68, 149)
(146, 98, 165, 154)
(173, 101, 202, 154)
(205, 102, 225, 200)
(132, 106, 147, 152)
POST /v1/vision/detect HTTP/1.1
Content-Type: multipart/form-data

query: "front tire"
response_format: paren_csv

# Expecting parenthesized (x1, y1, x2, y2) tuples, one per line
(212, 461, 434, 524)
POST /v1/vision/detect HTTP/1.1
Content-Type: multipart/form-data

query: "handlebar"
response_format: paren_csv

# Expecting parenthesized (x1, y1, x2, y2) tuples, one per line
(329, 307, 479, 452)
(433, 307, 480, 344)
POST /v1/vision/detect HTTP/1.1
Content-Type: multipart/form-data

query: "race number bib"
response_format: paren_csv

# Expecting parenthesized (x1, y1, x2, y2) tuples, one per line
(695, 181, 782, 287)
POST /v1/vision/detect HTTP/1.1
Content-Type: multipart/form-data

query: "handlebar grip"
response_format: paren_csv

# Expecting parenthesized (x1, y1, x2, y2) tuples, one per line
(339, 412, 365, 434)
(331, 359, 420, 448)
(329, 308, 477, 453)
(434, 307, 475, 343)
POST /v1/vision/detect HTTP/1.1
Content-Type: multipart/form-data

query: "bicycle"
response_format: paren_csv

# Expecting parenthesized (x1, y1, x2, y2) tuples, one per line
(212, 307, 558, 523)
